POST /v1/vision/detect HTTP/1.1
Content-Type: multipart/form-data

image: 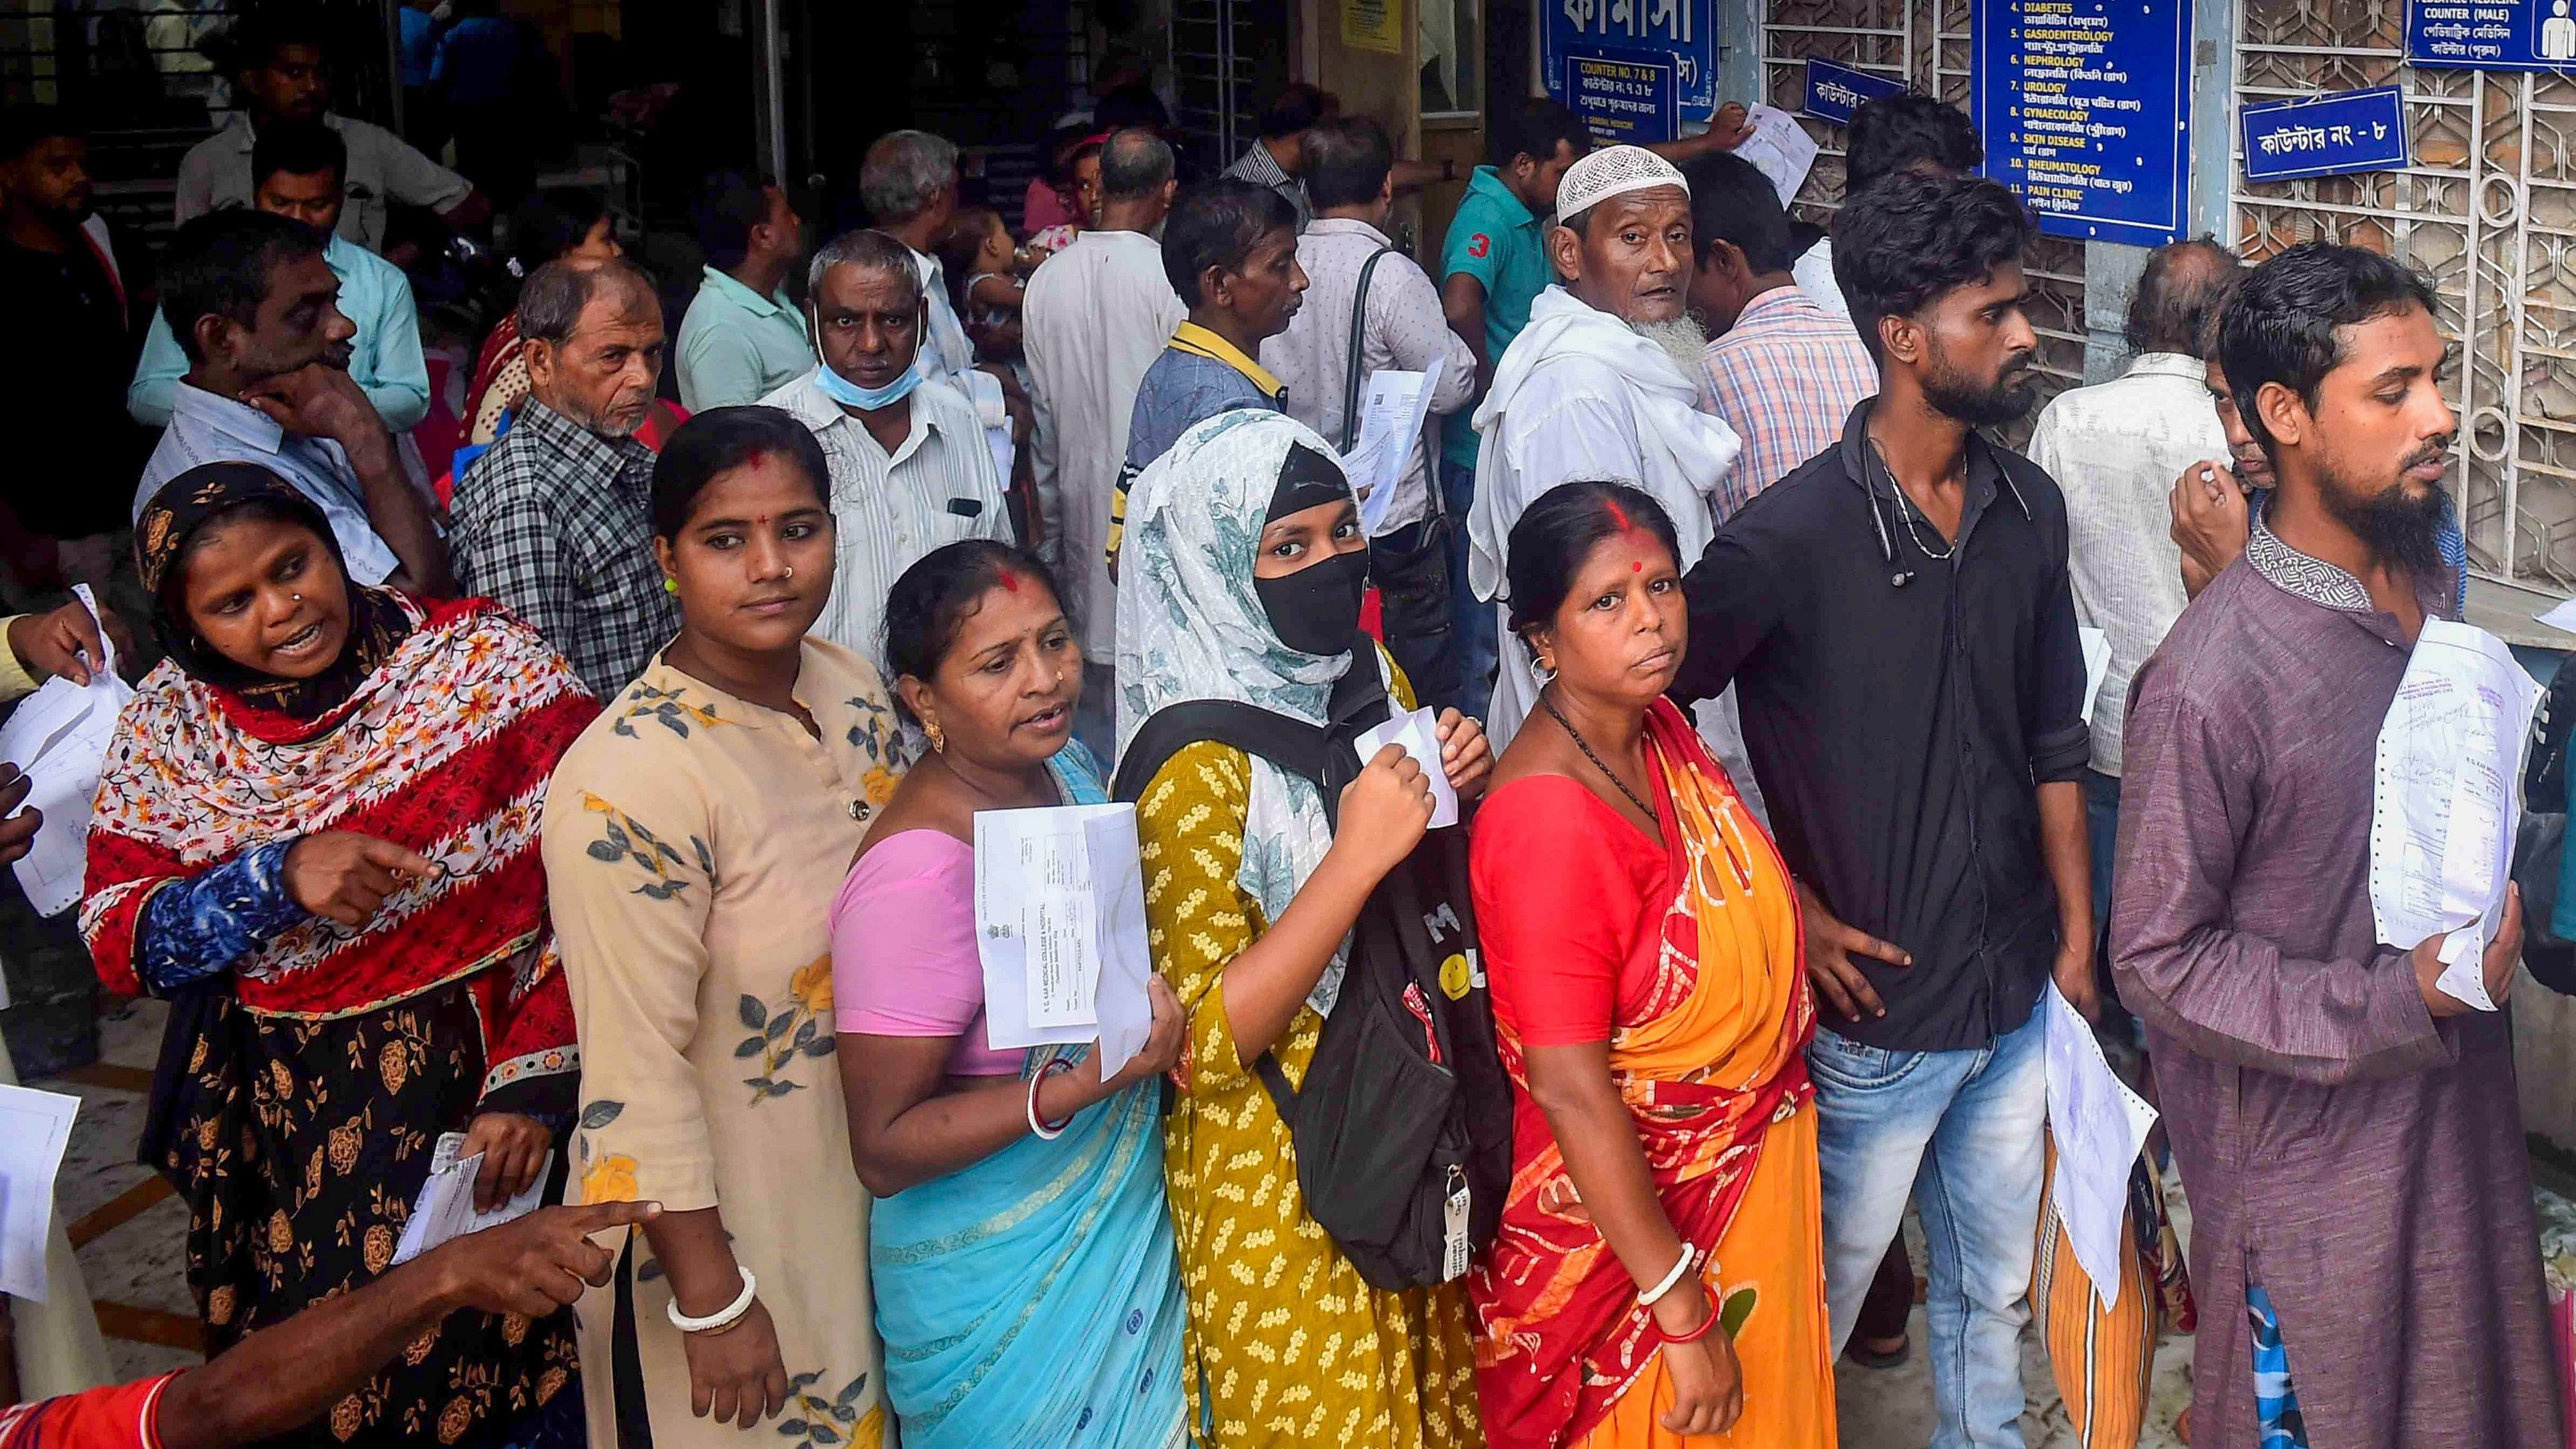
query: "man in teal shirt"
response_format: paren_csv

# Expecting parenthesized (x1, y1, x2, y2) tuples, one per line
(675, 172, 814, 411)
(127, 123, 428, 433)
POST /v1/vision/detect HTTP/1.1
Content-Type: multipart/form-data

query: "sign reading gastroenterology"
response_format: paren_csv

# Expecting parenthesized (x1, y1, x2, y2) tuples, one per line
(1973, 0, 2194, 246)
(2242, 87, 2410, 183)
(1545, 0, 1713, 132)
(2409, 0, 2576, 68)
(1802, 58, 1909, 126)
(1566, 51, 1678, 145)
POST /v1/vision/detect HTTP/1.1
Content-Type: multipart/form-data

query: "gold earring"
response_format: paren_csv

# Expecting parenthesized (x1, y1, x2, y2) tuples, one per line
(924, 719, 946, 753)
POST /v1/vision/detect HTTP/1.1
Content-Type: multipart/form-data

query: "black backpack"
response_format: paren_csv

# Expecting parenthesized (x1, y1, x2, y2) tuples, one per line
(1111, 650, 1513, 1291)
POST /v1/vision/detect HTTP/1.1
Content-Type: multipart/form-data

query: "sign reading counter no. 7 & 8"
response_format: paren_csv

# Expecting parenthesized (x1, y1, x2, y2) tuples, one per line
(1545, 0, 1715, 136)
(1973, 0, 2194, 246)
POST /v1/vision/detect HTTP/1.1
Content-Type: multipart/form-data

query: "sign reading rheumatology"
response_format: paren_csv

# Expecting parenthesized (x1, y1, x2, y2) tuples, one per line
(1544, 0, 1713, 135)
(2241, 86, 2410, 183)
(1973, 0, 2195, 246)
(1565, 51, 1678, 145)
(1340, 0, 1402, 55)
(1802, 58, 1910, 126)
(2409, 0, 2576, 68)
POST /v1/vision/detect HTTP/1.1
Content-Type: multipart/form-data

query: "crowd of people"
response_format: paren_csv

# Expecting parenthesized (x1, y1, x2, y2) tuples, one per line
(0, 19, 2562, 1449)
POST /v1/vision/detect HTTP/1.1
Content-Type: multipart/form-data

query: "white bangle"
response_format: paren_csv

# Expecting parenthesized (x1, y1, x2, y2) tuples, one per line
(1026, 1058, 1075, 1140)
(665, 1268, 757, 1334)
(1636, 1242, 1695, 1308)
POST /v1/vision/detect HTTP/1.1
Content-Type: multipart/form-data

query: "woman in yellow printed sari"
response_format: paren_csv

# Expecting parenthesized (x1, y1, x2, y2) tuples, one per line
(1466, 482, 1834, 1448)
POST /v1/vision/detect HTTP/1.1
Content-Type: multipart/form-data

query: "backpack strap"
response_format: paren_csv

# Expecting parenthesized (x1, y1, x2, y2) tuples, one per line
(1337, 247, 1398, 453)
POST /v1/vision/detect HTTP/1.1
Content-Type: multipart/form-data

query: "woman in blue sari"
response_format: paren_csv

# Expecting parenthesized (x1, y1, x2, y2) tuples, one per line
(831, 540, 1189, 1447)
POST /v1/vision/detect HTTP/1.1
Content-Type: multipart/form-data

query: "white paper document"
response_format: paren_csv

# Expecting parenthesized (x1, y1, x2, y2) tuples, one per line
(2535, 595, 2576, 637)
(0, 1083, 80, 1300)
(2077, 626, 2112, 727)
(1342, 356, 1446, 536)
(973, 803, 1156, 1078)
(2368, 619, 2542, 1010)
(391, 1131, 551, 1266)
(2040, 985, 2157, 1311)
(1355, 706, 1461, 829)
(0, 586, 135, 918)
(1732, 104, 1822, 208)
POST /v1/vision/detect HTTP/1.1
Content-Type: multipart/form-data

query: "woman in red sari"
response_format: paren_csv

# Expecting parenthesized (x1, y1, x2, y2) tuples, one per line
(1467, 482, 1833, 1448)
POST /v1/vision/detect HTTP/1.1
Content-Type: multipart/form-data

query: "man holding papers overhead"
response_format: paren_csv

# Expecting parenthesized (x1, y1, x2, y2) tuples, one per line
(2113, 243, 2560, 1448)
(1261, 116, 1477, 712)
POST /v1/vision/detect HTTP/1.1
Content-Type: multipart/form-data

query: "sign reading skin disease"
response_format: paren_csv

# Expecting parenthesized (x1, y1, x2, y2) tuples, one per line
(1545, 0, 1712, 132)
(1802, 57, 1909, 125)
(2242, 86, 2409, 183)
(2409, 0, 2576, 69)
(1974, 0, 2195, 246)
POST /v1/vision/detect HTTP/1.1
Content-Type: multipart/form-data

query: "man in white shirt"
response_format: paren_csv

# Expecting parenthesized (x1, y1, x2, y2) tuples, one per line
(1794, 92, 1985, 320)
(1020, 127, 1183, 754)
(762, 230, 1010, 673)
(1261, 116, 1478, 709)
(2025, 237, 2243, 954)
(1466, 145, 1740, 747)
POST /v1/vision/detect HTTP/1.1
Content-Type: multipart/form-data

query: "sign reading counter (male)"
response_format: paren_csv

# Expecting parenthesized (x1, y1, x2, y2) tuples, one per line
(2409, 0, 2576, 68)
(1973, 0, 2194, 246)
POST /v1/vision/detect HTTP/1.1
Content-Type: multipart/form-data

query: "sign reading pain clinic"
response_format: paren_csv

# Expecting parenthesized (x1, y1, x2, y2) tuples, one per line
(2409, 0, 2576, 67)
(1973, 0, 2194, 246)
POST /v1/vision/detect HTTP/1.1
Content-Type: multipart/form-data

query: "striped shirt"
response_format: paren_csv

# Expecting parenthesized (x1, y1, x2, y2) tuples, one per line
(1222, 140, 1314, 230)
(761, 369, 1013, 673)
(1695, 286, 1877, 522)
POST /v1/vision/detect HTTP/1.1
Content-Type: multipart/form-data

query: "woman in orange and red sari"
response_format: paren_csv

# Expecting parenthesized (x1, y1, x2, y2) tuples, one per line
(1466, 481, 1834, 1448)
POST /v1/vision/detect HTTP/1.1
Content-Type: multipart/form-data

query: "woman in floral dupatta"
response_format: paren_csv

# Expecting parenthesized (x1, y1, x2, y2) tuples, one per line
(82, 462, 598, 1446)
(1466, 483, 1832, 1448)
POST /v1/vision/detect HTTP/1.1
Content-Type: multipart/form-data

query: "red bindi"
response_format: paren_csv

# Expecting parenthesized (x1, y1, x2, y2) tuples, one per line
(1632, 560, 1642, 572)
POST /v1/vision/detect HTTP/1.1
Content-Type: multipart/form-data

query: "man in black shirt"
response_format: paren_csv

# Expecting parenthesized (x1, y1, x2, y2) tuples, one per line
(1675, 170, 2092, 1447)
(0, 106, 152, 592)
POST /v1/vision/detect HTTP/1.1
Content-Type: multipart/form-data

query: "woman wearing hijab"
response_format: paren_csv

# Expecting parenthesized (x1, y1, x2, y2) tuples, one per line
(1466, 483, 1831, 1448)
(1116, 410, 1494, 1447)
(82, 462, 598, 1447)
(540, 407, 903, 1448)
(832, 540, 1188, 1446)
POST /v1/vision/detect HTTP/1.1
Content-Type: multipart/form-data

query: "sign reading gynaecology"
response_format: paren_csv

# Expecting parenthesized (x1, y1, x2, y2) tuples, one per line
(1544, 0, 1714, 131)
(1802, 58, 1909, 126)
(2409, 0, 2576, 68)
(2241, 87, 2409, 183)
(1973, 0, 2194, 246)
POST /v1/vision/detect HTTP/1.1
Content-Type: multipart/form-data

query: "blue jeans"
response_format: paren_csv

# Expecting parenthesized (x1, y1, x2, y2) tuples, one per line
(1811, 1008, 2047, 1449)
(1438, 459, 1497, 709)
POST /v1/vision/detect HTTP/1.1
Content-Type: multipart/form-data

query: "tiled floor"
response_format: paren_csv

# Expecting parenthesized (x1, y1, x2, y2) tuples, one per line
(44, 996, 199, 1382)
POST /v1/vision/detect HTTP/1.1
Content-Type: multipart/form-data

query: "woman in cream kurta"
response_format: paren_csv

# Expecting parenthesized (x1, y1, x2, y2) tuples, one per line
(542, 408, 908, 1449)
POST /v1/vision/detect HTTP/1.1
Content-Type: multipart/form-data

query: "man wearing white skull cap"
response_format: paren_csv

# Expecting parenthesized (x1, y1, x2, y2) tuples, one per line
(1462, 144, 1746, 760)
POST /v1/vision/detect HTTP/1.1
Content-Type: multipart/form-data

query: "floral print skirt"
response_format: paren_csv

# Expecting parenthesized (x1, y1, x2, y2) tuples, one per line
(147, 980, 581, 1446)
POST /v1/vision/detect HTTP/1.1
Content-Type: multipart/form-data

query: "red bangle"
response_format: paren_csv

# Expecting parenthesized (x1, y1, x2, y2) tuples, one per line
(1661, 1303, 1719, 1344)
(1030, 1057, 1079, 1133)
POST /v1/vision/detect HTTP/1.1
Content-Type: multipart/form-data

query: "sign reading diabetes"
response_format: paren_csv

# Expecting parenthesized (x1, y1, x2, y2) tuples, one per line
(1973, 0, 2195, 246)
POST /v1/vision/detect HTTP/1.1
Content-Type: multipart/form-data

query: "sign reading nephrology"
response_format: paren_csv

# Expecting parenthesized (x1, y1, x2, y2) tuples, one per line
(1973, 0, 2194, 246)
(2409, 0, 2576, 69)
(1802, 58, 1910, 125)
(1544, 0, 1714, 132)
(2241, 86, 2410, 183)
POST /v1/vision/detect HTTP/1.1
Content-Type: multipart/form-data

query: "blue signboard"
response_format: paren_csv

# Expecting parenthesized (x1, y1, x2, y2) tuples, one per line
(2409, 0, 2576, 69)
(1544, 0, 1713, 131)
(1803, 58, 1910, 125)
(1973, 0, 2194, 246)
(2241, 87, 2409, 183)
(1565, 50, 1679, 145)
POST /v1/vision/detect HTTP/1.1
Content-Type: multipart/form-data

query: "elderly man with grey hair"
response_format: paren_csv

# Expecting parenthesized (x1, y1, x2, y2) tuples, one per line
(1463, 143, 1742, 751)
(452, 257, 677, 699)
(2025, 235, 2244, 957)
(758, 229, 1010, 673)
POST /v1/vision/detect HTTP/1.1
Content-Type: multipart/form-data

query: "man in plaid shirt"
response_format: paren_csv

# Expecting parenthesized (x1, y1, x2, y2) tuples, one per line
(453, 258, 677, 701)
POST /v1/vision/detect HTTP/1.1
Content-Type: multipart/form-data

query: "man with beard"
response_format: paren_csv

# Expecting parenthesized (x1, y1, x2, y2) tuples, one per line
(2168, 304, 2278, 598)
(2113, 242, 2561, 1448)
(1673, 171, 2090, 1449)
(453, 258, 674, 698)
(134, 210, 449, 596)
(760, 230, 1010, 675)
(0, 105, 151, 592)
(1465, 143, 1740, 749)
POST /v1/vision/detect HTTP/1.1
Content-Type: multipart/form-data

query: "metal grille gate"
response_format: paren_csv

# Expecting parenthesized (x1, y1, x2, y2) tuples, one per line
(2233, 1, 2576, 592)
(1170, 0, 1260, 182)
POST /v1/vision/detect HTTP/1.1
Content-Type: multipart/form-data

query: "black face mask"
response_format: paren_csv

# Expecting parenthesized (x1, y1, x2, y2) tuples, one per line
(1256, 548, 1369, 657)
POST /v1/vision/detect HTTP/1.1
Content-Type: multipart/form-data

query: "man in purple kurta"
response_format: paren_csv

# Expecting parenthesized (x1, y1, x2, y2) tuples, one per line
(2114, 242, 2561, 1447)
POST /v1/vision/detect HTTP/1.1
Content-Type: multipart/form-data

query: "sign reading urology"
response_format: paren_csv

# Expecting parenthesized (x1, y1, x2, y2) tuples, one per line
(1973, 0, 2195, 246)
(1565, 51, 1678, 145)
(1544, 0, 1713, 132)
(2241, 86, 2410, 183)
(1802, 58, 1909, 126)
(2409, 0, 2576, 67)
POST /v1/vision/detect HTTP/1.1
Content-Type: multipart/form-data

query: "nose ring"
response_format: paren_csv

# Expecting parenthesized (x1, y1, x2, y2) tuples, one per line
(783, 565, 794, 579)
(291, 593, 303, 602)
